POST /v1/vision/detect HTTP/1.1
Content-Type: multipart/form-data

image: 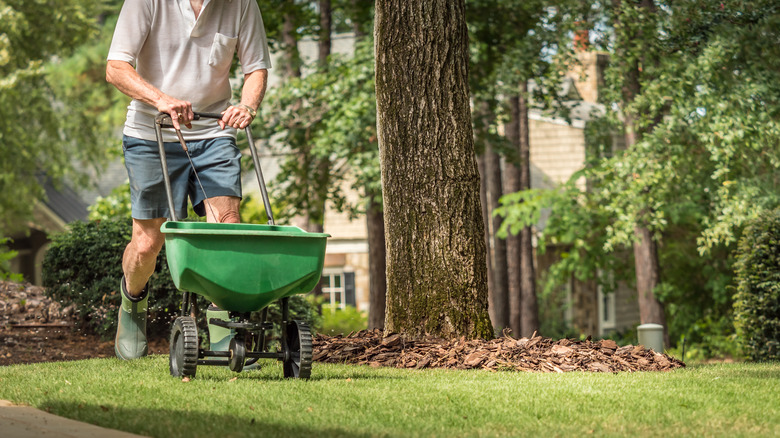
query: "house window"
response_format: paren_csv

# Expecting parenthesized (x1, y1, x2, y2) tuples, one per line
(598, 286, 616, 335)
(321, 269, 356, 310)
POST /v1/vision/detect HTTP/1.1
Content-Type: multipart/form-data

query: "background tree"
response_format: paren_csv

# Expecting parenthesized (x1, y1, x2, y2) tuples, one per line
(467, 0, 575, 337)
(257, 1, 387, 326)
(0, 0, 115, 235)
(498, 0, 780, 357)
(375, 0, 492, 339)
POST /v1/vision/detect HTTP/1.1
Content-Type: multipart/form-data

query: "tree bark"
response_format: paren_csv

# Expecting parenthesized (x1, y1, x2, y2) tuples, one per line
(484, 127, 508, 333)
(477, 154, 496, 327)
(375, 0, 493, 339)
(367, 195, 387, 330)
(475, 101, 508, 334)
(504, 95, 522, 337)
(281, 2, 302, 80)
(518, 81, 539, 337)
(318, 0, 332, 68)
(633, 225, 666, 325)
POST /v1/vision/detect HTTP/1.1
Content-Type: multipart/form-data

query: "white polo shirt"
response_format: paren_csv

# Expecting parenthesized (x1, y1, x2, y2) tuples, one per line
(108, 0, 272, 141)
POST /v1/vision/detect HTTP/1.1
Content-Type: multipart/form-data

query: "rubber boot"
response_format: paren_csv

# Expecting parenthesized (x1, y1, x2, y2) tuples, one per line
(207, 305, 235, 351)
(115, 276, 148, 360)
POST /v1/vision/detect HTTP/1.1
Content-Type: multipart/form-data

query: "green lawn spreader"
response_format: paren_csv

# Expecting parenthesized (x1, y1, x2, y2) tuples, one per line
(154, 112, 328, 379)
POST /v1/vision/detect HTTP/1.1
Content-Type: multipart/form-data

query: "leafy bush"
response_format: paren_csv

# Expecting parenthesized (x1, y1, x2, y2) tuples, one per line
(88, 183, 132, 221)
(0, 238, 23, 282)
(42, 219, 320, 340)
(320, 305, 367, 337)
(733, 210, 780, 361)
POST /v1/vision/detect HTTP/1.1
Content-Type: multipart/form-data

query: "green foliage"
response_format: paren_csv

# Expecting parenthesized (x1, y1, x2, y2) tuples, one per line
(319, 305, 367, 337)
(42, 219, 321, 339)
(88, 182, 132, 221)
(0, 0, 118, 234)
(0, 238, 23, 282)
(497, 0, 780, 357)
(733, 209, 780, 361)
(257, 38, 380, 222)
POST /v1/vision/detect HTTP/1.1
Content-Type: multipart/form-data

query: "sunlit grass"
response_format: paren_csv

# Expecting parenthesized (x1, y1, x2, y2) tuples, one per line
(0, 358, 778, 437)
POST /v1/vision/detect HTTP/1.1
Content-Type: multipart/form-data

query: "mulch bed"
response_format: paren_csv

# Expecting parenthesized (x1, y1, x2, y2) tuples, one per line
(314, 329, 685, 372)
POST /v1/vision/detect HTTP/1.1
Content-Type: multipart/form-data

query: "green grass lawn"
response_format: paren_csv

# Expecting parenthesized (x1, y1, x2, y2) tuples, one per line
(0, 357, 777, 437)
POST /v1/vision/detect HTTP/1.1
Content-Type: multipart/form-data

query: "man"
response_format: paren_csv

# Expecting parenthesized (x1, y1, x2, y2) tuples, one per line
(106, 0, 271, 360)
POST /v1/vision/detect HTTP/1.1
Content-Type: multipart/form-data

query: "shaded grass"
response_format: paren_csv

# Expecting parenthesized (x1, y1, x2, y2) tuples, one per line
(0, 357, 778, 437)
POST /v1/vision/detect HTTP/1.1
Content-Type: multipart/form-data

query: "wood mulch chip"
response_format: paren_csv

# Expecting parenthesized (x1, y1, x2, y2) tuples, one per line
(313, 329, 685, 373)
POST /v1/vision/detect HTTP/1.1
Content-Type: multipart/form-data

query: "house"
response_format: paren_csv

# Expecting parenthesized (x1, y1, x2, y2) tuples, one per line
(8, 161, 128, 285)
(7, 178, 89, 285)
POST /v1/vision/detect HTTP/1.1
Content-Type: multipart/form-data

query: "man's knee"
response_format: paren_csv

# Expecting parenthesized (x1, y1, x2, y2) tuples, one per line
(130, 219, 166, 258)
(132, 234, 164, 258)
(218, 210, 240, 224)
(206, 196, 241, 224)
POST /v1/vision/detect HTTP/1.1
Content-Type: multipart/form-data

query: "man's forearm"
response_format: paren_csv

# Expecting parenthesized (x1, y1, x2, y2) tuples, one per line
(240, 69, 268, 110)
(106, 60, 193, 129)
(106, 60, 165, 108)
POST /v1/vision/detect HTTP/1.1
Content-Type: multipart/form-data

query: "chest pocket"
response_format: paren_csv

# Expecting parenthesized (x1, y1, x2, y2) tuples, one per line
(209, 33, 238, 68)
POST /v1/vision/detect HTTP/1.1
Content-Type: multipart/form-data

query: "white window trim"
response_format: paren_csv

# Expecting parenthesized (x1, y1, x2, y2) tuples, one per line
(597, 283, 616, 335)
(321, 269, 346, 311)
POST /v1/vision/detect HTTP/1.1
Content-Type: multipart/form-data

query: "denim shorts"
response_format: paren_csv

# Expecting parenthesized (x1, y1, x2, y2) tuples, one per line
(122, 135, 242, 220)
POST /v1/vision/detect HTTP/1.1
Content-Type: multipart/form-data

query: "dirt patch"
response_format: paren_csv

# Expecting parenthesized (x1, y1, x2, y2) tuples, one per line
(314, 329, 685, 372)
(0, 281, 167, 366)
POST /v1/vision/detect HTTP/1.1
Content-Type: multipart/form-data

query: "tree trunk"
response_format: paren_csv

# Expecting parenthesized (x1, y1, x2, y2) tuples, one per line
(308, 0, 332, 301)
(477, 154, 496, 327)
(281, 1, 308, 231)
(475, 100, 507, 334)
(375, 0, 493, 339)
(351, 0, 368, 38)
(485, 129, 508, 333)
(613, 0, 667, 345)
(518, 81, 539, 337)
(318, 0, 332, 67)
(367, 195, 387, 330)
(633, 225, 666, 325)
(281, 3, 302, 80)
(504, 95, 522, 337)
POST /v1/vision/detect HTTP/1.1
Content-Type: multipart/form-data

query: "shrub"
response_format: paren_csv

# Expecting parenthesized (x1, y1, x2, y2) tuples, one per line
(733, 209, 780, 361)
(42, 219, 320, 340)
(320, 305, 367, 337)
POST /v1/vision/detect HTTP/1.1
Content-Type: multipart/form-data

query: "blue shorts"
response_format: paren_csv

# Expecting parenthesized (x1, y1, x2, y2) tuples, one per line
(122, 135, 242, 220)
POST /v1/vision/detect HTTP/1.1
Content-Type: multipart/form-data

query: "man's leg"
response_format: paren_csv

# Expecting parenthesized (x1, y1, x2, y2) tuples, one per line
(123, 218, 167, 295)
(116, 217, 166, 360)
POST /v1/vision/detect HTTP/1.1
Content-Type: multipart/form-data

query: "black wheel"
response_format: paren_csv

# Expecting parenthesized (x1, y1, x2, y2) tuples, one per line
(228, 334, 246, 373)
(170, 316, 198, 378)
(283, 320, 312, 379)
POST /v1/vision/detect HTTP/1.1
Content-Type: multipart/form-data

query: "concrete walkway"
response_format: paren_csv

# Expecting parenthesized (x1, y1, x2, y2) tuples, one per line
(0, 400, 148, 438)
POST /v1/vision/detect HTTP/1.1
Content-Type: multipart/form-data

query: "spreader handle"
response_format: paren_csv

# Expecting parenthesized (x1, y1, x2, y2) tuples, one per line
(154, 112, 276, 225)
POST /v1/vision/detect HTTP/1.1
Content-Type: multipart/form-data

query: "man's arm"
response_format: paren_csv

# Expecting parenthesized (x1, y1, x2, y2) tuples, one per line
(219, 69, 268, 130)
(106, 60, 194, 130)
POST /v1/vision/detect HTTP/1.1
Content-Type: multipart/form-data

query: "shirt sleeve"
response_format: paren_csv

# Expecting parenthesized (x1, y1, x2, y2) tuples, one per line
(107, 0, 153, 65)
(237, 0, 272, 74)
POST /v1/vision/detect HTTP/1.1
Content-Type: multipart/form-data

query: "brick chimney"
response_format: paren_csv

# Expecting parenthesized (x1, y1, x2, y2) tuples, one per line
(568, 25, 608, 104)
